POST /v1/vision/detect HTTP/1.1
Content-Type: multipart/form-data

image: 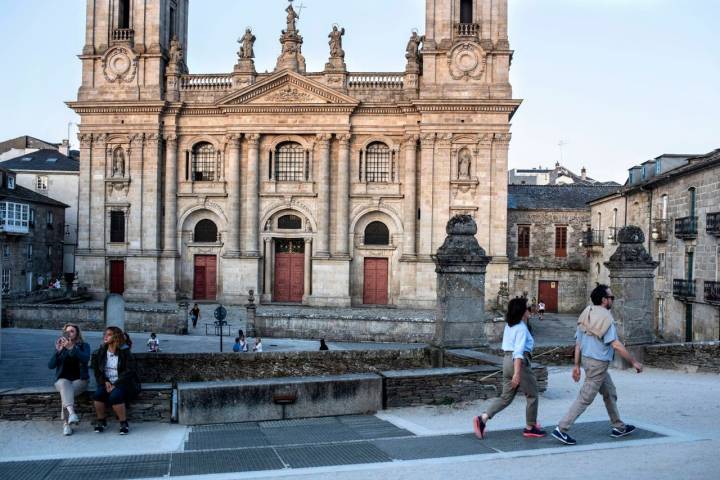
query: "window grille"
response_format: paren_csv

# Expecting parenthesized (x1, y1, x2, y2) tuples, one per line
(194, 219, 218, 243)
(1, 268, 10, 293)
(365, 143, 391, 183)
(275, 142, 305, 181)
(278, 215, 302, 230)
(364, 221, 390, 245)
(191, 142, 216, 181)
(110, 211, 125, 243)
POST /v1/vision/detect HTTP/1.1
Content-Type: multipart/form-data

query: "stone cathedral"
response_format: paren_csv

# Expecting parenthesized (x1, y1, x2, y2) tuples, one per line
(69, 0, 519, 307)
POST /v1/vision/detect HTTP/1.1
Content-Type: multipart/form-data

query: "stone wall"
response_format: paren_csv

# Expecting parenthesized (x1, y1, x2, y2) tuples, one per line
(0, 384, 172, 422)
(4, 303, 186, 334)
(134, 349, 434, 383)
(643, 342, 720, 373)
(382, 367, 499, 407)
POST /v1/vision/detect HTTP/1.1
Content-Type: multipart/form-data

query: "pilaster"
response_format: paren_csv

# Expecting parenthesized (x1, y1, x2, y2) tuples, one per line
(315, 134, 332, 258)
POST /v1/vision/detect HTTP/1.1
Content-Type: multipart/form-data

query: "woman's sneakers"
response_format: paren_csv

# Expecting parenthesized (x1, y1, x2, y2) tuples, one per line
(610, 424, 636, 438)
(551, 427, 577, 445)
(63, 424, 73, 436)
(67, 412, 80, 425)
(94, 419, 107, 433)
(119, 421, 129, 435)
(523, 424, 547, 438)
(472, 416, 487, 439)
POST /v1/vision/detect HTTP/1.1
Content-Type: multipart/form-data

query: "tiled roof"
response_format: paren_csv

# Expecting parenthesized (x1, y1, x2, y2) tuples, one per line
(0, 149, 79, 172)
(0, 167, 68, 208)
(0, 135, 58, 155)
(508, 184, 621, 210)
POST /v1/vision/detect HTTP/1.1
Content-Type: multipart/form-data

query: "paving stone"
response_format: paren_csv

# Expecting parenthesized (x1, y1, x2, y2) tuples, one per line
(0, 459, 59, 480)
(373, 434, 496, 460)
(170, 448, 284, 476)
(276, 442, 392, 468)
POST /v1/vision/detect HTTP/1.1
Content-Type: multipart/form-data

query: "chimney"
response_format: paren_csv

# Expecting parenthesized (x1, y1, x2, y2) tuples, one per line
(581, 167, 587, 181)
(59, 139, 70, 156)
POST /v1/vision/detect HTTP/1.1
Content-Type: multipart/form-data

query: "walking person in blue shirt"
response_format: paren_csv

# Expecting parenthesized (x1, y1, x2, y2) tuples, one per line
(552, 284, 643, 445)
(473, 297, 546, 439)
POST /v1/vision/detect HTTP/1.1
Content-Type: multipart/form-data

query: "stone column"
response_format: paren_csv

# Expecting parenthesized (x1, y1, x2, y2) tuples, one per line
(605, 226, 659, 345)
(316, 134, 332, 257)
(142, 133, 161, 253)
(418, 133, 436, 256)
(89, 134, 108, 253)
(127, 133, 144, 253)
(163, 135, 178, 253)
(225, 134, 242, 256)
(263, 237, 272, 296)
(402, 134, 419, 258)
(432, 215, 492, 348)
(243, 134, 260, 256)
(335, 134, 351, 257)
(304, 237, 313, 299)
(77, 134, 93, 252)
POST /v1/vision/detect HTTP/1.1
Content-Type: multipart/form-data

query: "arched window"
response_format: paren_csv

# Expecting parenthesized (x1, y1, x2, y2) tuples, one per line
(194, 219, 218, 243)
(460, 0, 473, 24)
(278, 214, 302, 230)
(191, 142, 216, 182)
(597, 212, 602, 230)
(365, 142, 391, 183)
(274, 142, 306, 181)
(596, 263, 601, 277)
(688, 187, 696, 216)
(661, 195, 668, 219)
(364, 221, 390, 245)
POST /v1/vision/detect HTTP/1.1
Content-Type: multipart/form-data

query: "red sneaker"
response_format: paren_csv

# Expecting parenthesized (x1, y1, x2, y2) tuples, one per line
(473, 416, 486, 439)
(523, 424, 547, 438)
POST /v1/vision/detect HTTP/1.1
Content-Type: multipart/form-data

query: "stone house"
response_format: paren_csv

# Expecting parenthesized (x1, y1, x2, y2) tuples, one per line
(507, 184, 618, 313)
(508, 162, 614, 186)
(68, 0, 519, 308)
(588, 149, 720, 342)
(0, 167, 68, 294)
(0, 150, 80, 279)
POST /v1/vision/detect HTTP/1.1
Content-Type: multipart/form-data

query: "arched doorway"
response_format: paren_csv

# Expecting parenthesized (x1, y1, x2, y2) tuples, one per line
(273, 238, 305, 302)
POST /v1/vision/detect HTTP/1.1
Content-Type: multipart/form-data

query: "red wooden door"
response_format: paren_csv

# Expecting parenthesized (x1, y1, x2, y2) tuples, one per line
(363, 258, 388, 305)
(109, 261, 125, 294)
(194, 255, 217, 300)
(538, 280, 558, 313)
(273, 253, 304, 302)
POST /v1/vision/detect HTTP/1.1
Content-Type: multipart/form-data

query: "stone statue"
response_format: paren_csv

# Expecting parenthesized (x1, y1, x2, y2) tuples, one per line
(328, 25, 345, 58)
(405, 31, 424, 62)
(168, 35, 183, 64)
(458, 149, 471, 179)
(285, 3, 299, 33)
(112, 148, 125, 177)
(238, 28, 256, 59)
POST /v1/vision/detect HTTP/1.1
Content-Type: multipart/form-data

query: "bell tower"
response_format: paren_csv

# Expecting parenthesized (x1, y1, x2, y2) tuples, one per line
(421, 0, 512, 99)
(78, 0, 189, 101)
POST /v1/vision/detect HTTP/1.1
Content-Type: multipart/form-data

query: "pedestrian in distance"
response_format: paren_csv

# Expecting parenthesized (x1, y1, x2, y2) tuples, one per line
(48, 323, 91, 436)
(91, 326, 141, 435)
(537, 300, 545, 320)
(319, 339, 329, 351)
(552, 284, 643, 446)
(253, 337, 263, 352)
(146, 332, 160, 352)
(232, 337, 242, 352)
(190, 303, 200, 329)
(473, 297, 546, 439)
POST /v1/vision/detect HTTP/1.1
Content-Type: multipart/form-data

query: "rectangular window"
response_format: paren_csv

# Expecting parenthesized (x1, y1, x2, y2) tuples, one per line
(110, 211, 125, 243)
(1, 268, 10, 293)
(27, 244, 33, 259)
(2, 245, 9, 257)
(641, 166, 646, 180)
(46, 210, 54, 228)
(657, 252, 665, 278)
(29, 208, 35, 227)
(47, 246, 52, 258)
(655, 161, 662, 175)
(517, 225, 530, 257)
(0, 202, 30, 231)
(555, 225, 568, 257)
(7, 176, 15, 189)
(36, 175, 48, 191)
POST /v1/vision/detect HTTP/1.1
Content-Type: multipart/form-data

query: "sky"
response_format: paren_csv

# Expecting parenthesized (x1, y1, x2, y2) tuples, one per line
(0, 0, 717, 184)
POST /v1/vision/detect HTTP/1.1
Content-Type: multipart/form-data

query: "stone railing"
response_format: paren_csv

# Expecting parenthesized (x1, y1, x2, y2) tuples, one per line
(111, 28, 134, 44)
(674, 216, 698, 239)
(180, 74, 233, 91)
(347, 73, 404, 90)
(706, 212, 720, 236)
(456, 23, 480, 37)
(704, 280, 720, 305)
(673, 278, 696, 300)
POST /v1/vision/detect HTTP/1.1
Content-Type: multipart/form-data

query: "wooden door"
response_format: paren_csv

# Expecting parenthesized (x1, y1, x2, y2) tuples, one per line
(109, 261, 125, 295)
(274, 253, 304, 302)
(538, 280, 558, 313)
(193, 255, 217, 300)
(363, 258, 388, 305)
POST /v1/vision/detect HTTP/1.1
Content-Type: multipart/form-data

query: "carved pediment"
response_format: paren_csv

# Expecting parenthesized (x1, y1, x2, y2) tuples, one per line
(217, 70, 359, 107)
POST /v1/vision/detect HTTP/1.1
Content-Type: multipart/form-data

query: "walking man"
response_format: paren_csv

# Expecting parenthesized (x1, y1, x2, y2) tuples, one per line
(552, 284, 643, 445)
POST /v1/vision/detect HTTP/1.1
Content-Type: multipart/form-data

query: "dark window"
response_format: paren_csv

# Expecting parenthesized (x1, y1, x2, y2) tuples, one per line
(460, 0, 473, 23)
(555, 225, 567, 257)
(689, 187, 696, 217)
(278, 215, 302, 230)
(517, 225, 530, 257)
(169, 6, 176, 40)
(364, 221, 390, 246)
(119, 0, 131, 29)
(275, 238, 305, 254)
(194, 219, 218, 243)
(365, 142, 391, 183)
(191, 142, 216, 181)
(275, 142, 305, 181)
(110, 211, 125, 243)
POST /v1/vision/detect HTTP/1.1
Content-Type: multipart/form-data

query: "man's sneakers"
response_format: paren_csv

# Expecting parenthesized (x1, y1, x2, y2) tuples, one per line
(551, 427, 577, 445)
(472, 416, 486, 439)
(523, 424, 547, 438)
(94, 419, 107, 433)
(611, 424, 636, 438)
(63, 424, 73, 436)
(119, 421, 130, 435)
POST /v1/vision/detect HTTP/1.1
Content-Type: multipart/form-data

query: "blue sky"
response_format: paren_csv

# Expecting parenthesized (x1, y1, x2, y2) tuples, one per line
(0, 0, 717, 183)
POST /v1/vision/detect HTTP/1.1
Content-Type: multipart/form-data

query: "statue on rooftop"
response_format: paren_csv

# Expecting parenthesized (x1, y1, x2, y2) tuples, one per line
(328, 25, 345, 59)
(238, 28, 256, 59)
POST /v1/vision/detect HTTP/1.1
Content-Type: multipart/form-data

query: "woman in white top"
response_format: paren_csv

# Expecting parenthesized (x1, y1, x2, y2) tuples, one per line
(473, 297, 546, 439)
(253, 338, 263, 352)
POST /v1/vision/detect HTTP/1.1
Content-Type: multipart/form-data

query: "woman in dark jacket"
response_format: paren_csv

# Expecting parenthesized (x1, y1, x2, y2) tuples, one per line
(48, 323, 91, 436)
(91, 326, 140, 435)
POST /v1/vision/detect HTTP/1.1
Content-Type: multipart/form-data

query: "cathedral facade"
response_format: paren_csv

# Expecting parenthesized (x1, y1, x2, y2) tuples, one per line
(69, 0, 519, 307)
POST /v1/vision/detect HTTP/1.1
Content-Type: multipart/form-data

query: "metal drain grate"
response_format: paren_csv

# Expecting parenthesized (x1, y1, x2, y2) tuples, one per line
(259, 416, 341, 428)
(0, 460, 59, 480)
(373, 434, 496, 460)
(47, 454, 170, 480)
(185, 428, 269, 450)
(170, 448, 284, 476)
(276, 442, 392, 468)
(339, 415, 415, 439)
(262, 423, 362, 446)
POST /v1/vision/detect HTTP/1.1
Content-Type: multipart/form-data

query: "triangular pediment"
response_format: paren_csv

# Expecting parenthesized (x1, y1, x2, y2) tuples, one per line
(217, 70, 359, 106)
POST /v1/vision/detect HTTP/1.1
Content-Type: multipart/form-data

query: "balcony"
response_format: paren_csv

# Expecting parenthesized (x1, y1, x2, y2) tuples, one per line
(581, 229, 604, 248)
(606, 227, 619, 244)
(455, 23, 480, 37)
(673, 279, 696, 300)
(111, 28, 135, 45)
(705, 281, 720, 305)
(650, 219, 670, 242)
(707, 212, 720, 236)
(674, 216, 698, 239)
(0, 201, 30, 235)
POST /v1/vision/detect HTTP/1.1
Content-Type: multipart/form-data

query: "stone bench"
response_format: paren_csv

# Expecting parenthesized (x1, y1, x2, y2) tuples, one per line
(0, 383, 172, 422)
(177, 373, 382, 425)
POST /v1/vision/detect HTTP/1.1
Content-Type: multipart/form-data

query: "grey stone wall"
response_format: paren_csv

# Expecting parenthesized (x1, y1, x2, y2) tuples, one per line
(382, 367, 499, 407)
(0, 384, 172, 422)
(643, 342, 720, 373)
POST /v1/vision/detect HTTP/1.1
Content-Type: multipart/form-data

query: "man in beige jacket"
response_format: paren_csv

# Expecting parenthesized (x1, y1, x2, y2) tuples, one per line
(552, 284, 643, 445)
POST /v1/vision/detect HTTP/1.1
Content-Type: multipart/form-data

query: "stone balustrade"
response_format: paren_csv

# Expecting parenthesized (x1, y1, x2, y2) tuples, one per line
(180, 74, 233, 91)
(347, 73, 404, 90)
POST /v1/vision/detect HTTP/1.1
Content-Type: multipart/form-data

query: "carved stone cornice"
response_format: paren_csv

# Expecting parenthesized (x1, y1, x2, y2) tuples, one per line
(477, 133, 494, 146)
(493, 132, 512, 145)
(246, 133, 261, 147)
(225, 133, 241, 147)
(94, 133, 109, 146)
(316, 133, 332, 147)
(66, 101, 167, 115)
(337, 133, 352, 146)
(403, 134, 419, 147)
(436, 133, 453, 147)
(78, 134, 93, 148)
(420, 133, 436, 147)
(128, 133, 144, 146)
